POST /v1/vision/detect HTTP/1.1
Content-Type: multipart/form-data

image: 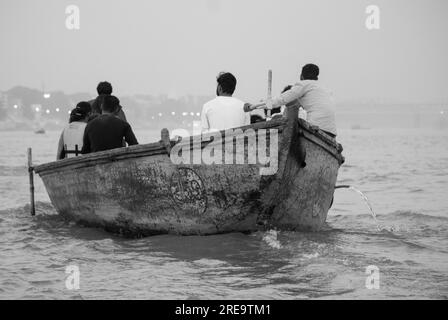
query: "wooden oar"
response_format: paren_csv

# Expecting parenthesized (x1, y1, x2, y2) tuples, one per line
(243, 69, 274, 114)
(266, 69, 272, 118)
(27, 147, 35, 216)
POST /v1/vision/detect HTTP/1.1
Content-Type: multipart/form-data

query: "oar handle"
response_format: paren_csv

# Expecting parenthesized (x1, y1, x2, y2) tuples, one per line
(266, 70, 272, 118)
(27, 148, 35, 216)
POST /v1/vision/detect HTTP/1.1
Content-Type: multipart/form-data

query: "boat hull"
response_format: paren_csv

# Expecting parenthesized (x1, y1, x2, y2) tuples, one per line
(35, 105, 344, 236)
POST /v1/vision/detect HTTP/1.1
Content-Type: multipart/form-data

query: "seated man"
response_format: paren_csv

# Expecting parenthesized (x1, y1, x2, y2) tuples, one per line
(82, 95, 138, 154)
(89, 81, 127, 122)
(249, 64, 337, 137)
(201, 72, 250, 132)
(56, 101, 91, 160)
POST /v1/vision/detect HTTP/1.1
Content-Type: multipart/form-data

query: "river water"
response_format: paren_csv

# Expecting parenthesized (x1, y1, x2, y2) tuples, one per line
(0, 128, 447, 299)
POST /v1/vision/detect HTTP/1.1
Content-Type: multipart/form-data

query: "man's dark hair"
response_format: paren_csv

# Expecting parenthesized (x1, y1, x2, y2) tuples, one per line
(69, 101, 92, 123)
(76, 101, 92, 114)
(251, 114, 265, 124)
(97, 81, 113, 95)
(101, 95, 120, 113)
(301, 64, 319, 80)
(217, 72, 237, 95)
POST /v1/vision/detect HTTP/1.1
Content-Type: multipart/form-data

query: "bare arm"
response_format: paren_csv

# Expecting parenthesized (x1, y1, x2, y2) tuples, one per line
(271, 83, 305, 108)
(124, 123, 138, 146)
(200, 105, 210, 133)
(245, 83, 305, 111)
(56, 132, 65, 160)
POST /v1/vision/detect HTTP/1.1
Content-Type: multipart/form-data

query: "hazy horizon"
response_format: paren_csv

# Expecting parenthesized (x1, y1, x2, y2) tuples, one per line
(1, 0, 447, 103)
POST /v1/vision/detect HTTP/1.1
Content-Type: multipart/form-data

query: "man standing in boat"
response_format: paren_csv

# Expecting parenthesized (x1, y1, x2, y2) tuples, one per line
(82, 95, 138, 154)
(89, 81, 127, 122)
(246, 64, 337, 138)
(201, 72, 250, 132)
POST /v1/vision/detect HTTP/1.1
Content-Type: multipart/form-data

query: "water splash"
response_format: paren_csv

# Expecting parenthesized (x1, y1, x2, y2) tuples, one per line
(335, 185, 394, 232)
(262, 229, 282, 249)
(347, 186, 381, 228)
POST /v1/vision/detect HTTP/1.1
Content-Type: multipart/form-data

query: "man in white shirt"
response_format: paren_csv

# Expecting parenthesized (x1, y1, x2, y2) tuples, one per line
(247, 64, 337, 137)
(201, 72, 250, 133)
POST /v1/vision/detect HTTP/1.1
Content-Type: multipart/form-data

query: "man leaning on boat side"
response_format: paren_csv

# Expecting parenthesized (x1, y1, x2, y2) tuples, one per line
(247, 64, 337, 138)
(81, 95, 138, 154)
(201, 72, 250, 133)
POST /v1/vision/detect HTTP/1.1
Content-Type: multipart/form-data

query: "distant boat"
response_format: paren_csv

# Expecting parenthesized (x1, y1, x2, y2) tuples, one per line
(350, 124, 370, 130)
(34, 128, 45, 134)
(34, 104, 345, 236)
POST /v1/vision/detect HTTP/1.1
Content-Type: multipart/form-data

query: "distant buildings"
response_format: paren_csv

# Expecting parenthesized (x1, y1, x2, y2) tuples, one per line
(0, 86, 213, 130)
(0, 92, 8, 120)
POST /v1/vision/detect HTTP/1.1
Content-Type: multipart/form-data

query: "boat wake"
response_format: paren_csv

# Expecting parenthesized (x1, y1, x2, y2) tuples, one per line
(2, 202, 446, 247)
(327, 210, 448, 254)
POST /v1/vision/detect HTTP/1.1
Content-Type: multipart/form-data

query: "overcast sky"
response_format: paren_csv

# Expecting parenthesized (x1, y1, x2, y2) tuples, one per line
(1, 0, 447, 103)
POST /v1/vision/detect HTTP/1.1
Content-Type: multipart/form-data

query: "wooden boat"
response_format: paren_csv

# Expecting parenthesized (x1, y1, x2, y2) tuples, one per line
(34, 103, 344, 236)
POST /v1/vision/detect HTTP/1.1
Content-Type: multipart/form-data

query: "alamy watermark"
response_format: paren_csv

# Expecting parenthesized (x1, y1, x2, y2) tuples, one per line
(65, 5, 80, 30)
(365, 265, 380, 289)
(365, 5, 380, 30)
(64, 5, 380, 31)
(65, 265, 80, 290)
(169, 123, 279, 176)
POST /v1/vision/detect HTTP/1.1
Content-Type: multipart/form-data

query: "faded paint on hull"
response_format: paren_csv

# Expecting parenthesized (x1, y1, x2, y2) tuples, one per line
(43, 155, 272, 235)
(269, 137, 338, 230)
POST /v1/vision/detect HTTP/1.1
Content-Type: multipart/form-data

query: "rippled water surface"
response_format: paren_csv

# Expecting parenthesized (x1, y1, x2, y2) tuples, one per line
(0, 128, 447, 299)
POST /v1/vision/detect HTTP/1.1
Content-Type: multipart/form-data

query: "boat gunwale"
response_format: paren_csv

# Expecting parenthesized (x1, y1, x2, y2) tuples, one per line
(34, 116, 343, 175)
